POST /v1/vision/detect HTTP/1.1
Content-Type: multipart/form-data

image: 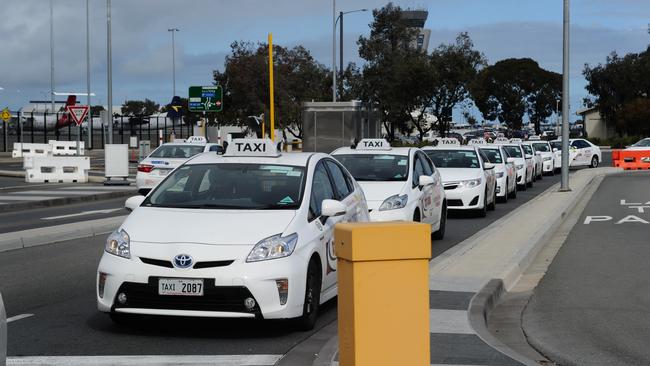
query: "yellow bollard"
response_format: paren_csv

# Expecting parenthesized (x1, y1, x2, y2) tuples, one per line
(335, 222, 431, 366)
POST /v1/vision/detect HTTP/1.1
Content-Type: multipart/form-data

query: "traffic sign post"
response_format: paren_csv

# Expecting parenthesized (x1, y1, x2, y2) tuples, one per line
(67, 105, 89, 156)
(189, 86, 223, 139)
(1, 108, 10, 153)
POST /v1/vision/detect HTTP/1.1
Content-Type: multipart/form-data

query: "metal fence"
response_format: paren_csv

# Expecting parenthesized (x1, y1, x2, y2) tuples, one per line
(1, 112, 194, 152)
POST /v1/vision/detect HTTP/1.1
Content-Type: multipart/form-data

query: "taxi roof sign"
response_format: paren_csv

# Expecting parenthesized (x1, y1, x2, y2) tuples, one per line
(431, 137, 460, 147)
(186, 136, 208, 144)
(509, 138, 523, 143)
(528, 135, 542, 141)
(224, 138, 280, 157)
(356, 139, 391, 150)
(468, 138, 487, 146)
(494, 137, 510, 144)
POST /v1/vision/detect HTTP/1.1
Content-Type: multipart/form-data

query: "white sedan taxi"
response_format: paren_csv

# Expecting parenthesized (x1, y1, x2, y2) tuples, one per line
(550, 140, 563, 172)
(332, 139, 447, 239)
(531, 140, 555, 175)
(478, 145, 517, 202)
(521, 142, 543, 180)
(569, 139, 602, 168)
(625, 138, 650, 150)
(135, 137, 224, 194)
(422, 144, 497, 217)
(497, 143, 533, 190)
(98, 139, 369, 330)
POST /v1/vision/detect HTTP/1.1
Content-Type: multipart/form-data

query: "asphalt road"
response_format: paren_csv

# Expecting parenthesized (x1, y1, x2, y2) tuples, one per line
(0, 172, 562, 357)
(523, 171, 650, 366)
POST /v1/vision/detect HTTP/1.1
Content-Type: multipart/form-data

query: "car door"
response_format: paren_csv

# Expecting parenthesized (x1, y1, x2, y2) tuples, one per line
(415, 152, 437, 225)
(571, 140, 590, 165)
(478, 150, 496, 201)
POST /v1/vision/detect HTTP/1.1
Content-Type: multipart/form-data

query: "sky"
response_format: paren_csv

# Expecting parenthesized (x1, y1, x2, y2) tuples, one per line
(1, 0, 648, 122)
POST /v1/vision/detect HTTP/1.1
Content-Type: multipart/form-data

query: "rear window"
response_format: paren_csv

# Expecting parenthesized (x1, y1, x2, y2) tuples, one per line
(521, 145, 533, 155)
(532, 143, 550, 152)
(503, 146, 523, 158)
(550, 141, 562, 150)
(149, 145, 205, 159)
(480, 148, 503, 164)
(424, 150, 480, 168)
(335, 154, 409, 182)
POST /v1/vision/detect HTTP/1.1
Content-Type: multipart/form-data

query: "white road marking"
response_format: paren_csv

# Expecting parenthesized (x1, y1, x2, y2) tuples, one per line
(41, 208, 122, 220)
(0, 196, 60, 201)
(6, 313, 34, 323)
(59, 186, 134, 191)
(429, 309, 474, 334)
(8, 190, 103, 196)
(6, 355, 282, 365)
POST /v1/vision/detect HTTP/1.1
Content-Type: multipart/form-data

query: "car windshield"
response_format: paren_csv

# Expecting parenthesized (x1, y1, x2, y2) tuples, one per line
(480, 148, 503, 164)
(503, 146, 523, 158)
(550, 141, 562, 150)
(532, 143, 551, 152)
(149, 145, 205, 159)
(521, 145, 533, 154)
(632, 139, 650, 147)
(335, 154, 409, 181)
(144, 163, 305, 209)
(424, 150, 480, 168)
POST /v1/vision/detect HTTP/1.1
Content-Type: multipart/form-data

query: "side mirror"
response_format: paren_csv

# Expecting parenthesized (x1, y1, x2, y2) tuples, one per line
(552, 148, 558, 152)
(506, 157, 516, 164)
(484, 162, 495, 170)
(321, 199, 347, 222)
(418, 175, 434, 187)
(525, 154, 533, 160)
(125, 196, 146, 212)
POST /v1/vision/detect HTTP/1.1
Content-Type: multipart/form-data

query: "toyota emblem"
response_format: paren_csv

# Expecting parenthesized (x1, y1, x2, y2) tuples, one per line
(173, 254, 194, 269)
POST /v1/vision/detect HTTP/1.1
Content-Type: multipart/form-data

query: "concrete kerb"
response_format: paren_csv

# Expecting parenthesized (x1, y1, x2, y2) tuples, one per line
(465, 168, 617, 365)
(0, 215, 127, 253)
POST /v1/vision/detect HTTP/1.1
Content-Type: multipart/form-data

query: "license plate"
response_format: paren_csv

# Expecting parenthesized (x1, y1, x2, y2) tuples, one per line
(158, 278, 204, 296)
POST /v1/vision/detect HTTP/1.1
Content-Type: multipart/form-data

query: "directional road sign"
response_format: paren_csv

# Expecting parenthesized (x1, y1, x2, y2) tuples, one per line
(66, 105, 89, 126)
(188, 86, 223, 112)
(1, 108, 11, 122)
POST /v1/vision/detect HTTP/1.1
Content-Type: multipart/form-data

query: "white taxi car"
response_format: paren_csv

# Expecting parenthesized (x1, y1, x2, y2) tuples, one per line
(497, 143, 533, 190)
(478, 145, 517, 202)
(332, 139, 447, 239)
(625, 138, 650, 150)
(136, 137, 224, 194)
(569, 139, 602, 168)
(521, 142, 543, 181)
(531, 140, 555, 175)
(549, 140, 563, 172)
(98, 139, 369, 330)
(422, 142, 497, 217)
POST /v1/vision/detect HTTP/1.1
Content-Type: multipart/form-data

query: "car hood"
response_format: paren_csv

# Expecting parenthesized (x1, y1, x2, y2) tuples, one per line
(437, 168, 483, 183)
(122, 207, 296, 245)
(358, 181, 406, 203)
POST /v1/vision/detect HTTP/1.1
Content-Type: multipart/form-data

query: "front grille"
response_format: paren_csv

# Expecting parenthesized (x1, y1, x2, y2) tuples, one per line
(139, 257, 234, 269)
(447, 199, 463, 207)
(193, 260, 234, 269)
(114, 278, 261, 316)
(444, 183, 459, 190)
(140, 257, 173, 268)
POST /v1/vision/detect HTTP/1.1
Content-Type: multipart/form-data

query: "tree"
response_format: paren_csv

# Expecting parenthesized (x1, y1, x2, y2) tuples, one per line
(213, 41, 330, 139)
(120, 99, 159, 117)
(357, 3, 425, 140)
(583, 47, 650, 135)
(471, 58, 560, 132)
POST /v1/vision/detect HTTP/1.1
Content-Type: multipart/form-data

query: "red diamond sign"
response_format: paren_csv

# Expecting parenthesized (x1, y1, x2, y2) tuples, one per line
(66, 105, 89, 126)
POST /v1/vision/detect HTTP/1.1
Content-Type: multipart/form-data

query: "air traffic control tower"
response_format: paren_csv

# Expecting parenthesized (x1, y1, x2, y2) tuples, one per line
(401, 9, 431, 52)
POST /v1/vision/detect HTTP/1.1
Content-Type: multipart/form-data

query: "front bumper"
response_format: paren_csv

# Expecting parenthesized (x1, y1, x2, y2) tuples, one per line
(443, 184, 484, 210)
(543, 159, 554, 172)
(369, 206, 412, 222)
(516, 168, 526, 185)
(97, 247, 308, 320)
(496, 176, 507, 197)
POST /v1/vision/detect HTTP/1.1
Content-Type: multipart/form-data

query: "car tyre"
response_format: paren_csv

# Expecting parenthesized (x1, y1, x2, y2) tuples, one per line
(432, 202, 447, 240)
(508, 183, 518, 199)
(498, 181, 508, 203)
(590, 156, 599, 168)
(476, 192, 487, 218)
(488, 186, 496, 211)
(295, 259, 321, 331)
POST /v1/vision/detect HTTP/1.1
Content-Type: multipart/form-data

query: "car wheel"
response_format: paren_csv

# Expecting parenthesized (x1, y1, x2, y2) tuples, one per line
(509, 182, 518, 199)
(590, 156, 599, 168)
(499, 180, 508, 203)
(488, 186, 496, 211)
(538, 168, 543, 180)
(476, 191, 487, 217)
(295, 259, 321, 331)
(432, 202, 446, 240)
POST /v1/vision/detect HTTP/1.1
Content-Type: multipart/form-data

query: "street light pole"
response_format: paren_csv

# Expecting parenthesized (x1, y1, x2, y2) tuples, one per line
(168, 28, 179, 97)
(86, 0, 92, 150)
(336, 9, 367, 101)
(332, 0, 336, 102)
(106, 0, 113, 144)
(50, 0, 55, 114)
(560, 0, 570, 191)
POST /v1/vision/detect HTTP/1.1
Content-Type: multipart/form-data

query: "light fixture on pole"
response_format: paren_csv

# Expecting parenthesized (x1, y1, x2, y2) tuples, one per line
(336, 8, 367, 99)
(560, 0, 570, 191)
(168, 28, 179, 97)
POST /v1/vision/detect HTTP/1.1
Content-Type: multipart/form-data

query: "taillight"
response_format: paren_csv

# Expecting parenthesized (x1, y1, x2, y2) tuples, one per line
(137, 164, 154, 173)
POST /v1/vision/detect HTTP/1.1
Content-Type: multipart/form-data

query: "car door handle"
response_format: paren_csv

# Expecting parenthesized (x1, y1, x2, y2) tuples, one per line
(319, 235, 325, 241)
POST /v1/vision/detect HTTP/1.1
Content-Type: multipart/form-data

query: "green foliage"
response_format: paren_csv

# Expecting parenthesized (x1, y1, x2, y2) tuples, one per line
(120, 99, 160, 117)
(471, 58, 561, 132)
(584, 47, 650, 135)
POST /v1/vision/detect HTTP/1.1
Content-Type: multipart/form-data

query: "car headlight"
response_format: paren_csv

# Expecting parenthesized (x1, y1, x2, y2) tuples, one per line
(459, 178, 482, 188)
(496, 172, 504, 178)
(516, 164, 524, 170)
(105, 229, 131, 259)
(379, 194, 408, 211)
(247, 233, 298, 262)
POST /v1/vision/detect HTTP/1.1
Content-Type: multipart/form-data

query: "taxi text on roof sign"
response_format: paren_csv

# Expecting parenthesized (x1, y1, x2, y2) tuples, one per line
(510, 138, 523, 143)
(186, 136, 207, 144)
(356, 139, 391, 150)
(468, 138, 487, 146)
(431, 137, 460, 147)
(224, 139, 280, 157)
(494, 137, 510, 143)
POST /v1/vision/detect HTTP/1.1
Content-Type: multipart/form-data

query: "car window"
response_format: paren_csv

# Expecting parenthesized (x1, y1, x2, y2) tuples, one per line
(208, 145, 224, 153)
(149, 145, 205, 159)
(412, 154, 426, 187)
(309, 162, 336, 220)
(532, 143, 550, 152)
(324, 160, 352, 199)
(632, 139, 650, 147)
(480, 148, 503, 164)
(335, 154, 409, 181)
(521, 144, 533, 155)
(503, 146, 523, 158)
(550, 141, 562, 150)
(417, 152, 433, 175)
(478, 150, 491, 166)
(424, 150, 480, 168)
(572, 140, 589, 149)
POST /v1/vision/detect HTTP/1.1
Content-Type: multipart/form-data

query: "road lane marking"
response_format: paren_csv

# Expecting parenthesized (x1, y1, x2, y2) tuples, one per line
(429, 309, 474, 334)
(6, 355, 282, 365)
(8, 190, 105, 196)
(0, 196, 61, 201)
(6, 313, 34, 323)
(41, 208, 122, 220)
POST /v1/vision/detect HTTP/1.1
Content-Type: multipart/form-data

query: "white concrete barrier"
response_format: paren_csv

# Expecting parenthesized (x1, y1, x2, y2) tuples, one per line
(24, 156, 90, 183)
(49, 140, 84, 156)
(11, 143, 52, 158)
(0, 291, 6, 366)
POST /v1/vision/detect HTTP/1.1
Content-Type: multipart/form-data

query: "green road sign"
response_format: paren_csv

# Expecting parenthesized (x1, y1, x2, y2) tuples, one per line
(188, 86, 223, 112)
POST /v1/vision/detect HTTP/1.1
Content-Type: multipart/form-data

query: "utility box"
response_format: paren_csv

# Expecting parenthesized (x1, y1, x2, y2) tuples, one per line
(302, 101, 380, 153)
(104, 144, 130, 185)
